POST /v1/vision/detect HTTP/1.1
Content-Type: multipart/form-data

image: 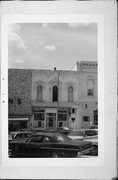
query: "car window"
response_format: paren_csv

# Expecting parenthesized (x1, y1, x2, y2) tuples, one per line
(69, 131, 83, 136)
(24, 133, 32, 138)
(85, 130, 98, 136)
(11, 133, 16, 139)
(27, 136, 42, 143)
(15, 133, 23, 139)
(42, 136, 50, 143)
(55, 134, 68, 143)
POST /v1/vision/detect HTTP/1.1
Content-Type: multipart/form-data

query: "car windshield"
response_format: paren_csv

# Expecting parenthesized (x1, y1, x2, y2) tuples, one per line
(26, 135, 42, 143)
(85, 130, 98, 136)
(54, 134, 71, 143)
(69, 131, 84, 136)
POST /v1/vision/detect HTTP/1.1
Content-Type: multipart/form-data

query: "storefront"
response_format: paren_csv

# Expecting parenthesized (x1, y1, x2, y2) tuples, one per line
(9, 116, 30, 132)
(32, 107, 71, 130)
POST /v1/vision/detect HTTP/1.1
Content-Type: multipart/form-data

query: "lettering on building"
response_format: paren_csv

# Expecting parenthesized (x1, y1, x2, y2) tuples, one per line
(9, 98, 22, 105)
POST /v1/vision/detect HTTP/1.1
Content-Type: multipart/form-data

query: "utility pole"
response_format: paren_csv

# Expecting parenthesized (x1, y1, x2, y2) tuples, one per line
(54, 67, 59, 129)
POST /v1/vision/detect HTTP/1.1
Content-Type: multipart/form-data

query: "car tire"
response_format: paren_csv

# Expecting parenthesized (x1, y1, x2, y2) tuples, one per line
(51, 151, 61, 158)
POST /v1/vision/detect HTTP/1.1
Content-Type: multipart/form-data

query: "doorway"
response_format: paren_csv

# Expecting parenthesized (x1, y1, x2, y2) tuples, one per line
(46, 113, 56, 128)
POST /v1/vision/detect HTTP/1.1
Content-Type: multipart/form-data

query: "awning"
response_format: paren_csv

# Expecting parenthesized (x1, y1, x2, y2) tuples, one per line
(9, 118, 29, 121)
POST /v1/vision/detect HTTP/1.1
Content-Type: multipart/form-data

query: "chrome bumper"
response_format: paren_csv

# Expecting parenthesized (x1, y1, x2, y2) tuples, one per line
(77, 148, 93, 157)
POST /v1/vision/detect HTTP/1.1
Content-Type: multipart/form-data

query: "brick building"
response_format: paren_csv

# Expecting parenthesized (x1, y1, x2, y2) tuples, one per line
(8, 69, 32, 132)
(8, 61, 98, 131)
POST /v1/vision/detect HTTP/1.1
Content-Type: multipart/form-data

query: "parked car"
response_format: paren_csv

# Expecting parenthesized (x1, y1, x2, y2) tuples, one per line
(84, 137, 98, 156)
(68, 129, 98, 156)
(9, 132, 93, 158)
(9, 131, 33, 142)
(45, 127, 72, 135)
(68, 129, 98, 140)
(57, 127, 72, 135)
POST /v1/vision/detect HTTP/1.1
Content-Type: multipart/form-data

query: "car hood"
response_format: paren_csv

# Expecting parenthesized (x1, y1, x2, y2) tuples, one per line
(68, 135, 84, 140)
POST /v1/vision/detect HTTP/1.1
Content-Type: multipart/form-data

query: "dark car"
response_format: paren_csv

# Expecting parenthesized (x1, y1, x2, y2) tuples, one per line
(9, 132, 93, 158)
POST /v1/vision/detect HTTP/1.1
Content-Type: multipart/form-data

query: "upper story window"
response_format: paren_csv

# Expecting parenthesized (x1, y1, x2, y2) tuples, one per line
(87, 79, 94, 96)
(52, 86, 58, 102)
(37, 85, 43, 101)
(68, 86, 73, 102)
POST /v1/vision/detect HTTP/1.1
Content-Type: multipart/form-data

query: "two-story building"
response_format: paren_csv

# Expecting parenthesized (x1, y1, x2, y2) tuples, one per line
(77, 61, 98, 129)
(31, 68, 79, 130)
(8, 61, 98, 131)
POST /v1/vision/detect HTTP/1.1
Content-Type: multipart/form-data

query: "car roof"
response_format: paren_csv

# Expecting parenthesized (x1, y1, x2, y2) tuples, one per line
(69, 129, 98, 132)
(72, 129, 97, 131)
(30, 132, 62, 137)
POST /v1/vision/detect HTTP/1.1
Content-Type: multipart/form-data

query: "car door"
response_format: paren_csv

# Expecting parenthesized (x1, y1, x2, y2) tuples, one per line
(21, 136, 43, 157)
(39, 136, 54, 157)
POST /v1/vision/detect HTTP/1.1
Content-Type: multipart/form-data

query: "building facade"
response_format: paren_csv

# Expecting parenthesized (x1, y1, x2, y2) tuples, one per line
(8, 61, 98, 131)
(77, 61, 98, 129)
(8, 69, 32, 132)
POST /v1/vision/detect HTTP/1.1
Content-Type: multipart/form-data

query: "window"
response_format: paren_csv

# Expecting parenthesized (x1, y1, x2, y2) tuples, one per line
(15, 133, 23, 139)
(83, 116, 90, 122)
(85, 104, 88, 109)
(68, 86, 73, 102)
(85, 130, 98, 136)
(38, 121, 42, 127)
(27, 136, 42, 143)
(87, 80, 94, 96)
(72, 108, 75, 114)
(59, 122, 63, 127)
(93, 109, 98, 125)
(52, 86, 58, 102)
(69, 131, 84, 136)
(42, 137, 50, 143)
(58, 110, 67, 121)
(34, 110, 45, 121)
(37, 85, 43, 101)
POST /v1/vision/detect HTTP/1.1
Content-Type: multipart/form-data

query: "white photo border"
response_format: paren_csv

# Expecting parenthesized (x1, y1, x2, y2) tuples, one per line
(1, 14, 104, 166)
(0, 1, 117, 179)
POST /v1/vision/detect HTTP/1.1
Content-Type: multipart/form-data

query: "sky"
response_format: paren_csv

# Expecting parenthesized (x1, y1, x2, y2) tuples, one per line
(8, 23, 97, 70)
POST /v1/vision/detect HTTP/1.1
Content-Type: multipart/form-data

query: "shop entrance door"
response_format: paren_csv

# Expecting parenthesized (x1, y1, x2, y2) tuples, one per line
(46, 113, 56, 129)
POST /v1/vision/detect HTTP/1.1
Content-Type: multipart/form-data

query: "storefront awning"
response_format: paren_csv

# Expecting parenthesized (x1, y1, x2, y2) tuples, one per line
(9, 118, 29, 121)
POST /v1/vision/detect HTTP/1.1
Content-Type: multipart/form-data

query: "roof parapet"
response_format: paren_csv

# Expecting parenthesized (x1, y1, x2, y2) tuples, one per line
(76, 61, 97, 72)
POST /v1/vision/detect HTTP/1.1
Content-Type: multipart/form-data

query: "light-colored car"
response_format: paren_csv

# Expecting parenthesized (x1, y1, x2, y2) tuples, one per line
(9, 131, 33, 142)
(68, 129, 98, 155)
(68, 129, 98, 140)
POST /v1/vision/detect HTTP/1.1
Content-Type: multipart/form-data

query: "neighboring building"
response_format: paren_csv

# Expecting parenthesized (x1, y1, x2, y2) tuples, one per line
(8, 69, 32, 132)
(77, 61, 98, 129)
(8, 61, 98, 131)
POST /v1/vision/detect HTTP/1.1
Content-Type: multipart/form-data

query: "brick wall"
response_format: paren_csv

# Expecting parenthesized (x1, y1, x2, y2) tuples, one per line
(8, 69, 32, 115)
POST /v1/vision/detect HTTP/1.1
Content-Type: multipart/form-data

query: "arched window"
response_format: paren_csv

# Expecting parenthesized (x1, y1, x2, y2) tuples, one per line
(87, 79, 94, 96)
(52, 86, 58, 102)
(68, 86, 73, 102)
(37, 85, 43, 101)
